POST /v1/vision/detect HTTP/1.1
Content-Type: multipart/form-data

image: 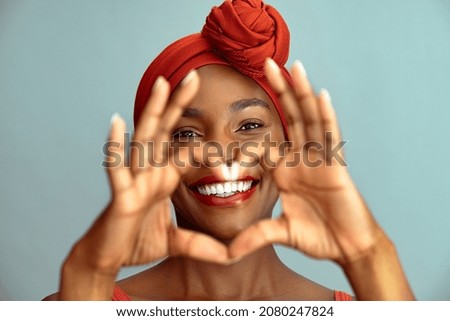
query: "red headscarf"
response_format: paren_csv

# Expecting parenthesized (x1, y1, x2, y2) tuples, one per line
(134, 0, 292, 134)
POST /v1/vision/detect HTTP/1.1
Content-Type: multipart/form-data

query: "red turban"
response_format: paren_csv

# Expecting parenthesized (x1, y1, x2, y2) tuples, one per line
(134, 0, 292, 134)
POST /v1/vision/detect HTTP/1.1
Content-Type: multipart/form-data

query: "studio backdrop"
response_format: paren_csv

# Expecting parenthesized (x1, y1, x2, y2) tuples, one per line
(0, 0, 449, 300)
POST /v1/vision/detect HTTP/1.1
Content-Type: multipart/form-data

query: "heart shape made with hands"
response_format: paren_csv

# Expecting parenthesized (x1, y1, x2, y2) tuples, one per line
(168, 148, 375, 268)
(105, 58, 378, 271)
(126, 0, 376, 268)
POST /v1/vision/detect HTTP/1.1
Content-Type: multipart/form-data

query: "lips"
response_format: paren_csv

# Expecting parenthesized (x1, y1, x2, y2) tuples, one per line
(189, 175, 259, 207)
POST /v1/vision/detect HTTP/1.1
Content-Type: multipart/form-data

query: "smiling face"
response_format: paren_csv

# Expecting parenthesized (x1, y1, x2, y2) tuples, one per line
(171, 65, 285, 241)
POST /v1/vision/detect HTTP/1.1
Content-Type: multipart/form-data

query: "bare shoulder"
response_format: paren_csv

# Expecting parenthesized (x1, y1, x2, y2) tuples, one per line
(274, 268, 336, 300)
(116, 265, 172, 300)
(42, 292, 59, 301)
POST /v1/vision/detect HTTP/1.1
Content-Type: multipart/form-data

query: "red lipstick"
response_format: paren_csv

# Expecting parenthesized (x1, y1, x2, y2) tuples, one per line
(189, 175, 258, 207)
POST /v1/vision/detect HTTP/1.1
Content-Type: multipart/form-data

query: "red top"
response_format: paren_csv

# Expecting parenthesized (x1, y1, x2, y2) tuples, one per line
(112, 285, 352, 301)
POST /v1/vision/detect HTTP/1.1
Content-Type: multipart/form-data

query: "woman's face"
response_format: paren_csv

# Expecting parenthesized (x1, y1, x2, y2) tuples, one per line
(171, 65, 285, 241)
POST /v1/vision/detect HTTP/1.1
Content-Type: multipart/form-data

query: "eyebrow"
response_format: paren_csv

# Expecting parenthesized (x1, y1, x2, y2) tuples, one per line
(182, 107, 202, 118)
(181, 98, 269, 118)
(229, 98, 269, 112)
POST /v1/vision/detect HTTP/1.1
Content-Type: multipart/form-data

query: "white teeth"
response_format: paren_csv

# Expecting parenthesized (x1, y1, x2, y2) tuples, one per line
(196, 180, 254, 196)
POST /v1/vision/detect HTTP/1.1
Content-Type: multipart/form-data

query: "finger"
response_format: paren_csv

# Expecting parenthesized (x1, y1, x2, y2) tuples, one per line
(170, 144, 201, 177)
(318, 89, 341, 141)
(261, 135, 286, 171)
(133, 71, 200, 171)
(133, 76, 170, 142)
(228, 217, 291, 259)
(265, 58, 306, 150)
(318, 89, 346, 163)
(169, 227, 230, 264)
(131, 77, 170, 172)
(290, 59, 314, 97)
(143, 147, 201, 198)
(151, 71, 200, 165)
(159, 70, 200, 141)
(105, 114, 133, 194)
(291, 60, 323, 144)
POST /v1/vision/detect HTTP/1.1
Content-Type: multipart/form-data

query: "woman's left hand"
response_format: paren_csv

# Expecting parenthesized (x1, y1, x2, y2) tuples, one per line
(229, 58, 383, 264)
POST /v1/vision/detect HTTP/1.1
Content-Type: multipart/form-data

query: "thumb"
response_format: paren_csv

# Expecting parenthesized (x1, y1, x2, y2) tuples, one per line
(228, 217, 292, 259)
(168, 226, 231, 264)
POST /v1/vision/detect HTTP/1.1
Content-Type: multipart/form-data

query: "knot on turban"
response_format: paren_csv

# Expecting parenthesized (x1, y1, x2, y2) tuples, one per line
(202, 0, 290, 78)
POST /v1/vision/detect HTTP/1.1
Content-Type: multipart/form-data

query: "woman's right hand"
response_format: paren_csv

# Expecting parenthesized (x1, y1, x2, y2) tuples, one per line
(59, 71, 229, 300)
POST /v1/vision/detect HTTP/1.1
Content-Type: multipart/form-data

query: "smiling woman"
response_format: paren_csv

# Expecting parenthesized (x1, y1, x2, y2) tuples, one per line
(43, 0, 415, 301)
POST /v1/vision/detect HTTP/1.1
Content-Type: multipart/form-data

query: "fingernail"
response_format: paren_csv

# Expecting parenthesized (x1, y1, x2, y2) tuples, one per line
(152, 76, 164, 92)
(320, 88, 332, 103)
(110, 113, 121, 126)
(181, 70, 197, 86)
(266, 58, 281, 74)
(294, 59, 307, 78)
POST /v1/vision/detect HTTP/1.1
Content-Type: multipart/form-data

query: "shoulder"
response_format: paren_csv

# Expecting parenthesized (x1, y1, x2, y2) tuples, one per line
(115, 266, 169, 300)
(268, 270, 336, 300)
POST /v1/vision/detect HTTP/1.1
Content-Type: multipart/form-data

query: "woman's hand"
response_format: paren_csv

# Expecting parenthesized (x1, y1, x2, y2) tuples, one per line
(230, 59, 380, 263)
(229, 59, 415, 299)
(59, 71, 229, 300)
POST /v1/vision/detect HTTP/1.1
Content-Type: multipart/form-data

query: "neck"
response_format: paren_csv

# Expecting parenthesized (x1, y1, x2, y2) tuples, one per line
(157, 246, 296, 300)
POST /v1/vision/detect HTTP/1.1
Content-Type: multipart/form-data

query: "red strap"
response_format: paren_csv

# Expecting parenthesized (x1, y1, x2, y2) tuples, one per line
(112, 285, 351, 301)
(334, 290, 353, 301)
(112, 285, 131, 301)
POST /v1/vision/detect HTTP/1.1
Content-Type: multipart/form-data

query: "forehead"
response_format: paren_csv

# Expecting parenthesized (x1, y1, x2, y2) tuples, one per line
(196, 64, 267, 93)
(193, 64, 275, 111)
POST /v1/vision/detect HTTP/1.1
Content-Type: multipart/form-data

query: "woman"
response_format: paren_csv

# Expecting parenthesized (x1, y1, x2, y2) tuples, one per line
(47, 0, 415, 300)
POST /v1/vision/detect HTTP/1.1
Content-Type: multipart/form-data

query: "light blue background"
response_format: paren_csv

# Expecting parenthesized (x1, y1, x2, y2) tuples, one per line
(1, 0, 449, 300)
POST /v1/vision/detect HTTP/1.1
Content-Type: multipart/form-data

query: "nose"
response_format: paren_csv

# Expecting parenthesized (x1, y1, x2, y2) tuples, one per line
(224, 142, 240, 166)
(196, 138, 241, 169)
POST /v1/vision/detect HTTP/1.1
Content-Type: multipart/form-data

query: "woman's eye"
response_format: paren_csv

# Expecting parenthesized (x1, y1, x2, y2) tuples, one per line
(173, 130, 200, 139)
(239, 122, 263, 131)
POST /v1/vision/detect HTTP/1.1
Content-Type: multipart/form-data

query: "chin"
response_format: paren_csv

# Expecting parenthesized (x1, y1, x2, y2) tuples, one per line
(174, 202, 272, 243)
(202, 216, 257, 242)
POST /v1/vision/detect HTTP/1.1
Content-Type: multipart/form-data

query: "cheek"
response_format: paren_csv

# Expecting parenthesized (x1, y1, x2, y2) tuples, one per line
(170, 184, 191, 217)
(256, 183, 278, 224)
(238, 128, 285, 166)
(171, 186, 188, 211)
(263, 173, 280, 211)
